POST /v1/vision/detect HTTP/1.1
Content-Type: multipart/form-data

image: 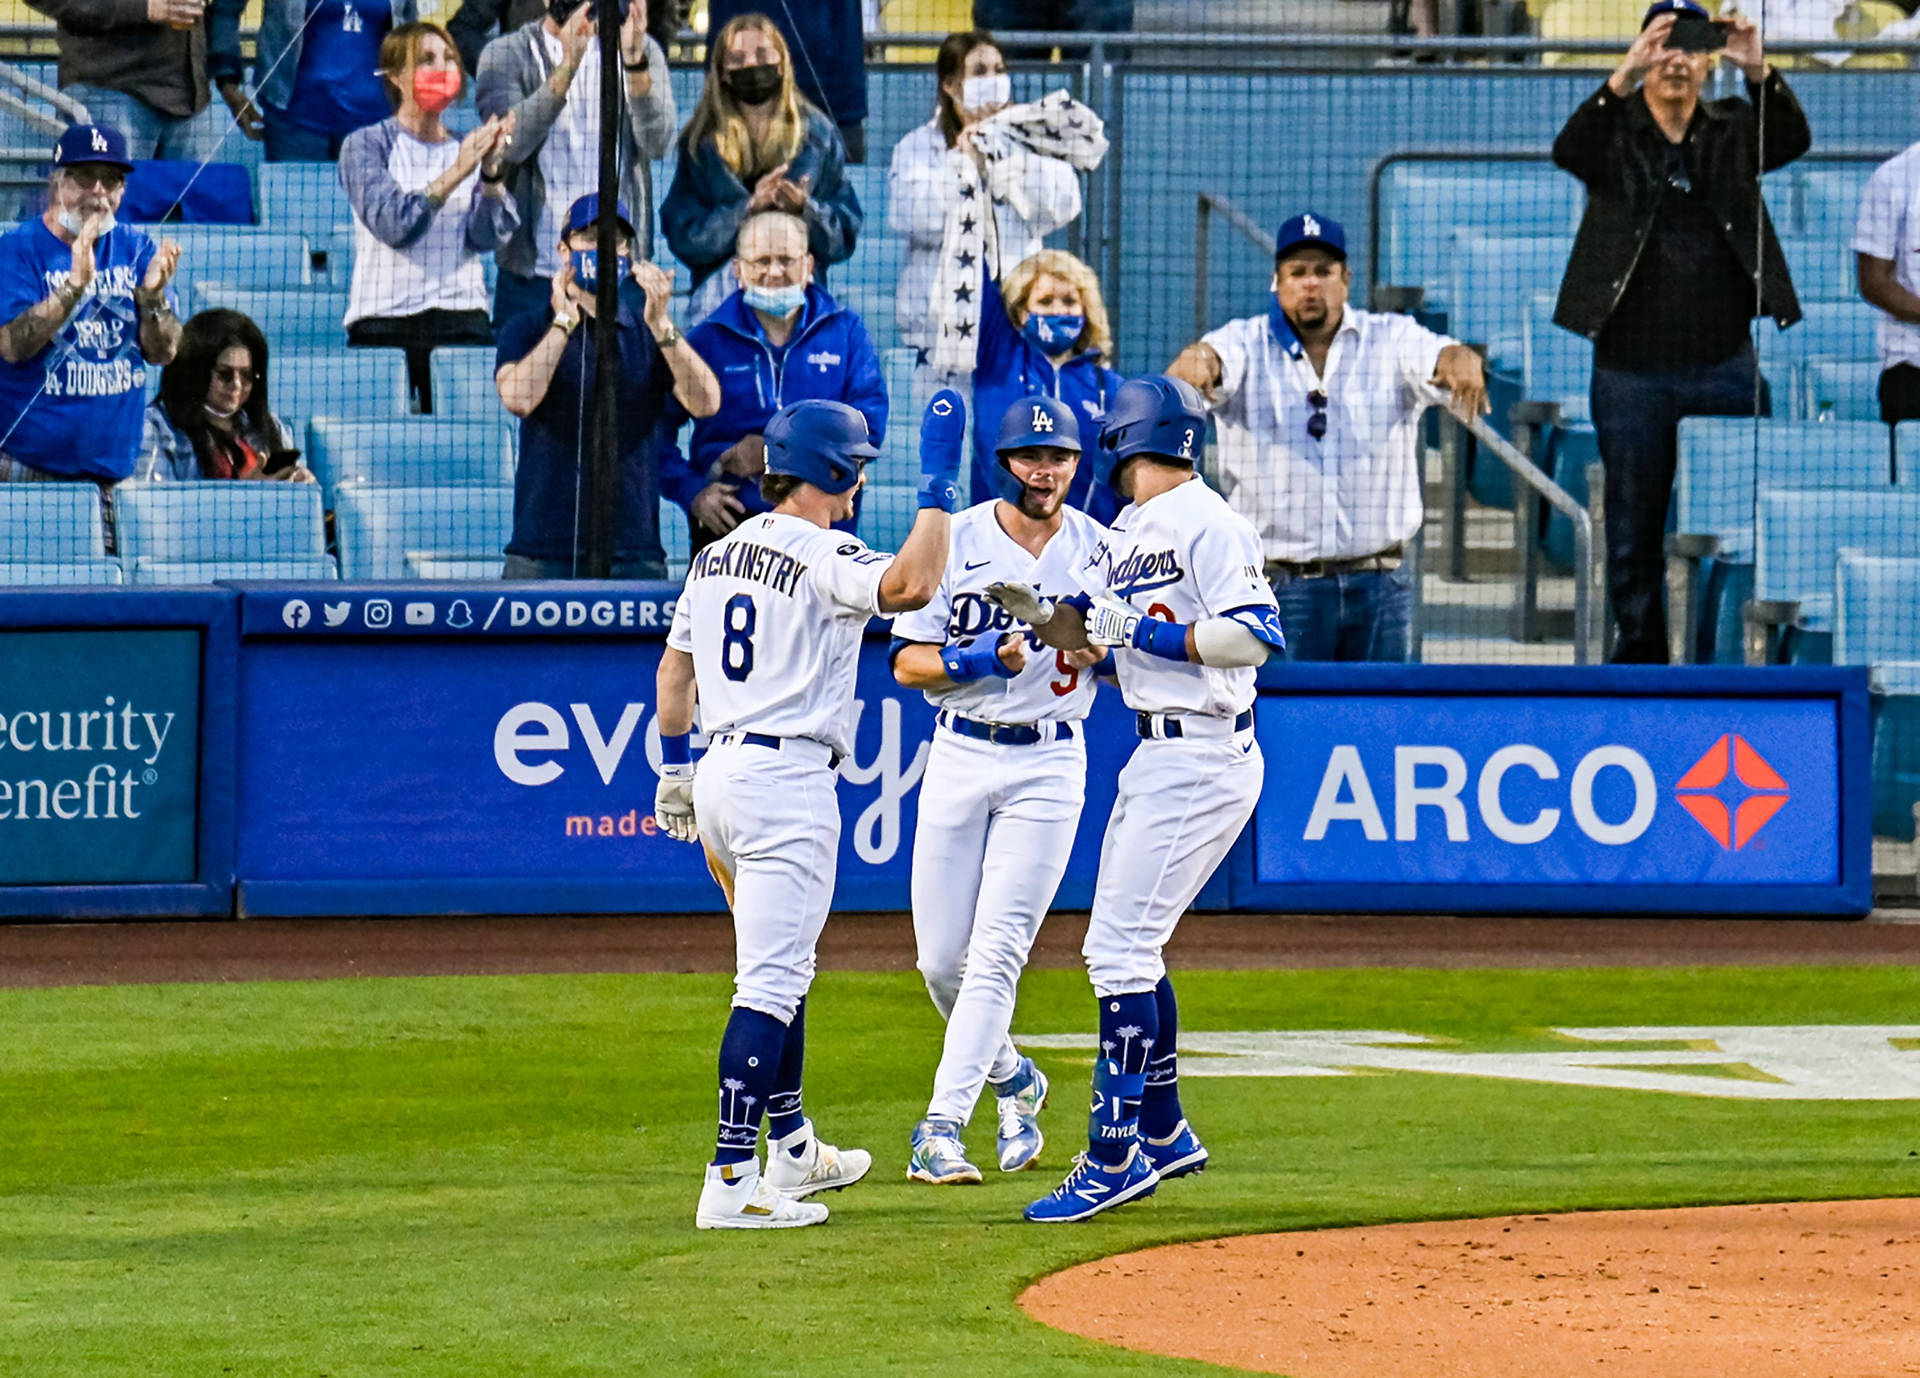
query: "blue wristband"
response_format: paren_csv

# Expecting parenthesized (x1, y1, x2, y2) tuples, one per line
(941, 639, 1016, 682)
(1058, 592, 1092, 616)
(918, 476, 959, 512)
(660, 732, 692, 766)
(1131, 617, 1190, 662)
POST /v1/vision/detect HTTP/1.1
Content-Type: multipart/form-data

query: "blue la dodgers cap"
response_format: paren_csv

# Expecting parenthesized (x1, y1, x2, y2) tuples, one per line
(1275, 211, 1346, 263)
(1642, 0, 1710, 26)
(52, 123, 133, 173)
(564, 193, 636, 238)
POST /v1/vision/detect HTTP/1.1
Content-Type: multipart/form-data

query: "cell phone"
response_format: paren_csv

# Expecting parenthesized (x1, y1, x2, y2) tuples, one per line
(264, 447, 302, 475)
(1667, 16, 1730, 52)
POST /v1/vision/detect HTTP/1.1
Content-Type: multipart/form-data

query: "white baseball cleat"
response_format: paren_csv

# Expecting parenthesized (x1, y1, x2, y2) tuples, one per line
(765, 1119, 873, 1199)
(695, 1160, 829, 1230)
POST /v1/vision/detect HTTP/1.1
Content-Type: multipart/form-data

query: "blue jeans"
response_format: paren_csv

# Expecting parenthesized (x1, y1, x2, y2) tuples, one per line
(1589, 348, 1769, 664)
(262, 112, 347, 163)
(62, 84, 221, 162)
(493, 270, 550, 333)
(1270, 563, 1413, 663)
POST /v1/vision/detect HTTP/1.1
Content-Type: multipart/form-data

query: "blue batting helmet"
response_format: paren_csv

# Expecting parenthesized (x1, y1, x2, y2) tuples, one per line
(993, 395, 1082, 466)
(764, 400, 878, 495)
(1093, 376, 1209, 495)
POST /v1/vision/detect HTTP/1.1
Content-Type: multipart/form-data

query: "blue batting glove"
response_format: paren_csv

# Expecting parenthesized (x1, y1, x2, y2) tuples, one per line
(918, 388, 966, 512)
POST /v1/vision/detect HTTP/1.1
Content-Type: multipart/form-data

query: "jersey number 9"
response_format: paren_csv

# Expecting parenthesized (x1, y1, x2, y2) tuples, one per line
(721, 593, 757, 681)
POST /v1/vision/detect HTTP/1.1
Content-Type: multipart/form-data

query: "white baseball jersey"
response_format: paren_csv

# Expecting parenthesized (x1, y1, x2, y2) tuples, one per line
(893, 500, 1108, 724)
(668, 512, 892, 758)
(1076, 475, 1277, 718)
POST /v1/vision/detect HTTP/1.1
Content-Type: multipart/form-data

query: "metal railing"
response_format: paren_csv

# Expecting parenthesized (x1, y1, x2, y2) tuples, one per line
(1195, 188, 1600, 663)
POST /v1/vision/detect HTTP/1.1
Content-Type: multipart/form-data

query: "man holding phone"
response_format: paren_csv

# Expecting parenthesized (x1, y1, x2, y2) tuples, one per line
(1550, 0, 1808, 663)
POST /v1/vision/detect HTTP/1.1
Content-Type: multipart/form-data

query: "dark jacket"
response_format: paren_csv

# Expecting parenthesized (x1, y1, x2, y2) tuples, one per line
(26, 0, 221, 118)
(660, 106, 862, 290)
(709, 0, 866, 128)
(1550, 70, 1810, 341)
(659, 282, 886, 525)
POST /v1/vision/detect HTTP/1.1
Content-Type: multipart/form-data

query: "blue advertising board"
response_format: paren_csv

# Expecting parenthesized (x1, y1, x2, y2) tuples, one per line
(233, 583, 1141, 916)
(1235, 665, 1872, 915)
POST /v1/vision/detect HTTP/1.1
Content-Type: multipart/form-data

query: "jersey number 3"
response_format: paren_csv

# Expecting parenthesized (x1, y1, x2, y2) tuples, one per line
(721, 593, 757, 682)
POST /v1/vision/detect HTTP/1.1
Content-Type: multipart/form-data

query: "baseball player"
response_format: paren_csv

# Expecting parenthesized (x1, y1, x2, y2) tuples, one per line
(988, 374, 1285, 1223)
(890, 395, 1109, 1185)
(655, 392, 965, 1230)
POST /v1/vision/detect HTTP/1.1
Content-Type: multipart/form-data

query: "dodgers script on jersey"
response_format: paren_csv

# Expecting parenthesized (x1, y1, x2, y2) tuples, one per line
(668, 513, 893, 757)
(1077, 477, 1277, 717)
(894, 502, 1109, 723)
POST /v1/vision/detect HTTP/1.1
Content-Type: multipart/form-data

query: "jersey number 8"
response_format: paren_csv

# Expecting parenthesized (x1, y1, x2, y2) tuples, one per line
(721, 593, 757, 681)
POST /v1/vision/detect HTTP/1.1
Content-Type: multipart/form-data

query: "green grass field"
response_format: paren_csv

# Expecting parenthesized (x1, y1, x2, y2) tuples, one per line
(2, 964, 1917, 1376)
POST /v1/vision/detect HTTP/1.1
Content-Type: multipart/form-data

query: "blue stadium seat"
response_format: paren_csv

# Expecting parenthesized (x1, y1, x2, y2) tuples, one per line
(660, 496, 691, 578)
(305, 418, 516, 491)
(0, 559, 122, 585)
(1834, 551, 1920, 838)
(427, 347, 505, 419)
(842, 163, 887, 229)
(1521, 291, 1590, 419)
(1754, 487, 1920, 634)
(1754, 300, 1877, 380)
(1448, 233, 1573, 368)
(869, 346, 922, 485)
(129, 557, 339, 584)
(1675, 417, 1895, 562)
(112, 483, 327, 563)
(269, 349, 412, 424)
(259, 162, 354, 241)
(859, 482, 919, 553)
(1782, 237, 1855, 302)
(164, 227, 313, 298)
(1798, 164, 1875, 242)
(1803, 358, 1881, 421)
(192, 284, 351, 354)
(1378, 164, 1580, 312)
(333, 485, 515, 579)
(0, 486, 108, 561)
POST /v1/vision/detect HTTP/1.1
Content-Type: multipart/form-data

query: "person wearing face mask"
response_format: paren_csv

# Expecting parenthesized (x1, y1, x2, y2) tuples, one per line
(0, 124, 182, 507)
(341, 21, 518, 412)
(659, 209, 887, 552)
(1168, 212, 1485, 664)
(1553, 0, 1805, 664)
(136, 309, 315, 484)
(476, 0, 675, 331)
(707, 0, 867, 162)
(495, 194, 721, 579)
(888, 31, 1088, 382)
(660, 12, 862, 325)
(210, 0, 413, 161)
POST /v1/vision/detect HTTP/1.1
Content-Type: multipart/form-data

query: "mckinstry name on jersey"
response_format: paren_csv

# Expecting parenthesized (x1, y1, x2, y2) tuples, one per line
(686, 538, 812, 596)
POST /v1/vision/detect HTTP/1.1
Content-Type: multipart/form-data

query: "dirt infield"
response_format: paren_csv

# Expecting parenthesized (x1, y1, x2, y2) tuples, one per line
(1, 911, 1918, 988)
(1021, 1199, 1920, 1377)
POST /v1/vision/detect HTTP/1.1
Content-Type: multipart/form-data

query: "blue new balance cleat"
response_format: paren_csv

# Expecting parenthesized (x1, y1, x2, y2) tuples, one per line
(1139, 1118, 1209, 1180)
(995, 1058, 1049, 1172)
(907, 1117, 983, 1185)
(1023, 1145, 1159, 1223)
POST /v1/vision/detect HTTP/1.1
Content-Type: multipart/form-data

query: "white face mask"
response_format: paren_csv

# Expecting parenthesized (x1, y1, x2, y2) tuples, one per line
(204, 400, 240, 421)
(961, 73, 1011, 112)
(57, 209, 114, 237)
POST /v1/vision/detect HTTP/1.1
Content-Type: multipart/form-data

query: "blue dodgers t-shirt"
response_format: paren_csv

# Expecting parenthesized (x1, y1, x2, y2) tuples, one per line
(278, 0, 394, 137)
(0, 218, 159, 480)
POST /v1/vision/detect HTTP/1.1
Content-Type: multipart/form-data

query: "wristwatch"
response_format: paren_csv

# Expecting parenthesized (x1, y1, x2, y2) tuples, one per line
(654, 321, 681, 348)
(551, 312, 578, 335)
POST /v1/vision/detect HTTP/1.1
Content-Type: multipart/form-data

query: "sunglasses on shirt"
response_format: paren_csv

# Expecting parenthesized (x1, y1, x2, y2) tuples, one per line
(1307, 389, 1328, 441)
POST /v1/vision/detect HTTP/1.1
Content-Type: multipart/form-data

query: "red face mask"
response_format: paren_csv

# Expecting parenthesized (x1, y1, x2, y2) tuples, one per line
(412, 67, 462, 114)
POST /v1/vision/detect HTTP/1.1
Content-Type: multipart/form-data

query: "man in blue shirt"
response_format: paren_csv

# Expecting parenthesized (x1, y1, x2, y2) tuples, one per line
(0, 124, 182, 502)
(494, 193, 720, 579)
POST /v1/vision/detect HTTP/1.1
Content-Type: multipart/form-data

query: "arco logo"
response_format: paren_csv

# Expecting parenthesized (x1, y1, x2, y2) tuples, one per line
(1675, 735, 1789, 850)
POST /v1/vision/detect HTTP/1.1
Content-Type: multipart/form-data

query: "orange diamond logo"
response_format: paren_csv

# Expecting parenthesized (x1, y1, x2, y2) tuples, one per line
(1674, 734, 1790, 850)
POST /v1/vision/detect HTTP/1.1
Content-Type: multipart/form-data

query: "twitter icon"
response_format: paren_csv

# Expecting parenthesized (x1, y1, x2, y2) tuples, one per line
(322, 601, 351, 628)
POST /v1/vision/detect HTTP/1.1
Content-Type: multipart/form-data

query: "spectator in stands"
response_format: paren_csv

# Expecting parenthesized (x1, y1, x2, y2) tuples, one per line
(1168, 212, 1485, 664)
(136, 309, 314, 482)
(449, 0, 679, 77)
(929, 247, 1122, 520)
(211, 0, 412, 162)
(0, 125, 182, 503)
(708, 0, 867, 162)
(28, 0, 239, 162)
(342, 22, 519, 411)
(888, 30, 1088, 378)
(1854, 139, 1920, 424)
(660, 209, 886, 549)
(973, 0, 1132, 59)
(495, 194, 720, 578)
(660, 12, 862, 324)
(1552, 2, 1805, 663)
(477, 0, 676, 330)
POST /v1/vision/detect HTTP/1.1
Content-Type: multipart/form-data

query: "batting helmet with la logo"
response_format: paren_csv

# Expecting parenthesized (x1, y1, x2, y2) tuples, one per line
(993, 394, 1083, 466)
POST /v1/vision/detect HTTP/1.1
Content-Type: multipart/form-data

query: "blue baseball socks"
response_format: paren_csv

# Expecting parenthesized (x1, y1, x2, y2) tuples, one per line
(1086, 990, 1159, 1166)
(1140, 974, 1185, 1141)
(713, 1006, 787, 1167)
(767, 997, 807, 1152)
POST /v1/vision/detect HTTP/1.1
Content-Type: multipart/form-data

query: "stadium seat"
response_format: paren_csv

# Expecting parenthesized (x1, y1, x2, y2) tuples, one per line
(1834, 551, 1920, 838)
(259, 162, 354, 241)
(163, 227, 313, 299)
(0, 486, 108, 562)
(0, 559, 122, 585)
(1675, 418, 1895, 562)
(660, 497, 691, 578)
(1804, 358, 1881, 422)
(192, 284, 351, 355)
(427, 347, 505, 419)
(333, 485, 515, 579)
(1378, 166, 1580, 313)
(269, 349, 412, 425)
(859, 482, 919, 553)
(1783, 237, 1856, 302)
(1754, 300, 1877, 381)
(112, 483, 327, 564)
(1799, 165, 1876, 242)
(1521, 291, 1590, 420)
(1447, 233, 1574, 368)
(869, 347, 922, 485)
(305, 418, 516, 491)
(1753, 486, 1920, 641)
(129, 557, 339, 583)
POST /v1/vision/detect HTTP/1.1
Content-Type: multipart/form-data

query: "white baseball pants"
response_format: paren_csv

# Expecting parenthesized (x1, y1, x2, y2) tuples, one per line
(1083, 728, 1264, 997)
(695, 736, 842, 1024)
(911, 726, 1086, 1125)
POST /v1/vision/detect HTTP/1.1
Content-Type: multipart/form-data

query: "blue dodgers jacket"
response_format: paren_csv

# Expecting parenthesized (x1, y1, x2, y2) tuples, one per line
(660, 283, 889, 529)
(968, 268, 1125, 524)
